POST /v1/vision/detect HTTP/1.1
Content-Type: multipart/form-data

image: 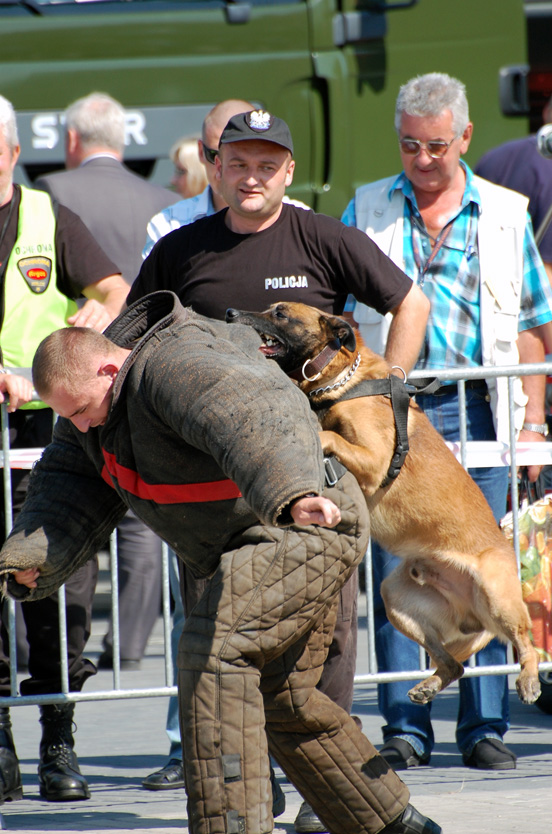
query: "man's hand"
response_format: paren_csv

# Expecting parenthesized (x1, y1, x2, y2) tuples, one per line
(0, 373, 34, 412)
(291, 495, 341, 528)
(69, 273, 129, 332)
(67, 299, 113, 332)
(519, 427, 547, 483)
(517, 326, 550, 483)
(12, 567, 39, 588)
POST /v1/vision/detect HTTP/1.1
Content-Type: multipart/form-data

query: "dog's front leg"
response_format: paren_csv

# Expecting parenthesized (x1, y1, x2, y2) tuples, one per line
(318, 430, 385, 496)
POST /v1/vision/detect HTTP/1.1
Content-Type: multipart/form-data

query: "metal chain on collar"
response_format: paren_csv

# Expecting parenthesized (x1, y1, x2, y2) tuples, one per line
(308, 353, 361, 398)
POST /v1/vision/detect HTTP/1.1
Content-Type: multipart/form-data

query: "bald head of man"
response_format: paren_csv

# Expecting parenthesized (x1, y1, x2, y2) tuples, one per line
(199, 99, 254, 209)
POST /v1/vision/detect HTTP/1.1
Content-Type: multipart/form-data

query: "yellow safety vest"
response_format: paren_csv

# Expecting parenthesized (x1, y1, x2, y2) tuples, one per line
(3, 186, 77, 410)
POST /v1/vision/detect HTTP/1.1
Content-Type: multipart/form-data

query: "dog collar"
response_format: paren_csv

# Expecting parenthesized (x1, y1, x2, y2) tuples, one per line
(289, 338, 342, 382)
(307, 353, 361, 398)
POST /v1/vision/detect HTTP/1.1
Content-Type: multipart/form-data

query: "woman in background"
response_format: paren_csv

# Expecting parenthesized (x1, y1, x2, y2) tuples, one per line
(169, 135, 208, 198)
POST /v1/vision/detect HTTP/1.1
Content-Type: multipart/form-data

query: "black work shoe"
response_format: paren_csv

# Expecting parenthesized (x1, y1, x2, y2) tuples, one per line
(294, 800, 328, 833)
(462, 738, 516, 770)
(0, 708, 23, 802)
(39, 744, 91, 801)
(0, 744, 23, 803)
(97, 651, 142, 671)
(38, 705, 90, 802)
(382, 803, 442, 833)
(379, 738, 430, 771)
(142, 758, 185, 791)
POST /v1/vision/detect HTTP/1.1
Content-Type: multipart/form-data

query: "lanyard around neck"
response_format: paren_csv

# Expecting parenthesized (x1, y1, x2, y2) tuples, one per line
(411, 214, 453, 287)
(410, 202, 475, 288)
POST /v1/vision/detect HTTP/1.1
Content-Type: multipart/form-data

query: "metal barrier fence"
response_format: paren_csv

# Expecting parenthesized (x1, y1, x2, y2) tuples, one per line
(1, 361, 552, 708)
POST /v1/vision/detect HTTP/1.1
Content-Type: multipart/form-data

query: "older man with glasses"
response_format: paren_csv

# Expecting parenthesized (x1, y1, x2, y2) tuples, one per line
(342, 71, 552, 773)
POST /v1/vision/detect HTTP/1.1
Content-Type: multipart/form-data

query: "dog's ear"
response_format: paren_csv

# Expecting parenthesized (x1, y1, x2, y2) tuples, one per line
(325, 315, 357, 352)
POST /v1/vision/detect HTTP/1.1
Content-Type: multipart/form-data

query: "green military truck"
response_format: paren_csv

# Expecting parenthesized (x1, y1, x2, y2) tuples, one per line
(1, 0, 527, 216)
(518, 0, 552, 133)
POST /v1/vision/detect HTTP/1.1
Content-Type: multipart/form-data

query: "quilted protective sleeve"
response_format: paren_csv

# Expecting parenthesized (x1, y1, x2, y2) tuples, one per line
(0, 422, 127, 601)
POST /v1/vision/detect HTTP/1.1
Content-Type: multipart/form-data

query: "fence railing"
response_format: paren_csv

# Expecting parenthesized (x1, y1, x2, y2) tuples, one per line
(1, 361, 552, 707)
(358, 362, 552, 689)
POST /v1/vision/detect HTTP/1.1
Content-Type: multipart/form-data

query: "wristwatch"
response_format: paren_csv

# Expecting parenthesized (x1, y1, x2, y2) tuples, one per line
(522, 421, 548, 436)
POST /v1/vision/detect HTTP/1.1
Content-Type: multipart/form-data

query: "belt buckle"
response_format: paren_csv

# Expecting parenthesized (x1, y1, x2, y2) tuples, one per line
(324, 457, 339, 487)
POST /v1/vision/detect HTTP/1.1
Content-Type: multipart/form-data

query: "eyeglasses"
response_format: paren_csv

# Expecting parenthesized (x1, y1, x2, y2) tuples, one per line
(399, 137, 456, 158)
(202, 142, 218, 165)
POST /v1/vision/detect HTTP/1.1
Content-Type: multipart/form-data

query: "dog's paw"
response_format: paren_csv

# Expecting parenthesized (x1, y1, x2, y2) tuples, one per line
(516, 674, 541, 704)
(408, 678, 441, 705)
(318, 430, 338, 455)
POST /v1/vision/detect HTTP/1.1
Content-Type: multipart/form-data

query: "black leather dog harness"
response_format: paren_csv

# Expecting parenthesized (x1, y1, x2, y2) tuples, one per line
(311, 375, 439, 488)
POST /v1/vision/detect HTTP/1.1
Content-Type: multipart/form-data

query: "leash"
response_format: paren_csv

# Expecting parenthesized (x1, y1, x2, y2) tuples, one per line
(311, 373, 440, 488)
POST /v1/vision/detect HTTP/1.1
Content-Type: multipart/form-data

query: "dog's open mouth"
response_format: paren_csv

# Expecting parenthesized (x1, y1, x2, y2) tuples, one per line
(258, 332, 286, 358)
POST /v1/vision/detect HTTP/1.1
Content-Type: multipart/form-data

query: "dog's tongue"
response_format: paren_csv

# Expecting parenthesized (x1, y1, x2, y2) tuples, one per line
(260, 344, 280, 357)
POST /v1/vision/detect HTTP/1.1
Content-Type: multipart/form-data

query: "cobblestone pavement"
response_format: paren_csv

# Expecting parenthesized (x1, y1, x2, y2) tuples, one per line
(1, 602, 551, 833)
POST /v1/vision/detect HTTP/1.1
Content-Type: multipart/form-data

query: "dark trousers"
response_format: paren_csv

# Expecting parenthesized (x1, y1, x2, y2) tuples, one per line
(102, 509, 163, 661)
(0, 408, 97, 696)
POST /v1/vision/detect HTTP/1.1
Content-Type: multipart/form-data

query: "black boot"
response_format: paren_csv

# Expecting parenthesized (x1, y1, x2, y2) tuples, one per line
(38, 704, 90, 801)
(382, 804, 442, 834)
(0, 708, 22, 802)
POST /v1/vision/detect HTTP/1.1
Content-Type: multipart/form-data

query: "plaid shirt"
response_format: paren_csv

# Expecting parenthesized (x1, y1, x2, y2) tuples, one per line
(342, 163, 552, 371)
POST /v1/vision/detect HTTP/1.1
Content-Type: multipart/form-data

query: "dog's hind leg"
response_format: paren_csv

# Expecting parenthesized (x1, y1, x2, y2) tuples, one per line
(381, 565, 465, 704)
(513, 632, 541, 704)
(477, 554, 541, 704)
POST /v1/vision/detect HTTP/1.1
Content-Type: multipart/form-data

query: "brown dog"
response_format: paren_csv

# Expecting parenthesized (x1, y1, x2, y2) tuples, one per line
(226, 301, 540, 706)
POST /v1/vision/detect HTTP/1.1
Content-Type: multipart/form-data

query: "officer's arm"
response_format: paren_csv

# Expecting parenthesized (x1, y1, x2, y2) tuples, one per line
(385, 283, 430, 374)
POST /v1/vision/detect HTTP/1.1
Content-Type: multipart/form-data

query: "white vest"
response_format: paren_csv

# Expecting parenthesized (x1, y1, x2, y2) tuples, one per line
(352, 175, 529, 442)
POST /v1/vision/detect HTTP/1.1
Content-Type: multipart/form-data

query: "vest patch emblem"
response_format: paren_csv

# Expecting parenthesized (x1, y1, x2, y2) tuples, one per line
(17, 257, 52, 293)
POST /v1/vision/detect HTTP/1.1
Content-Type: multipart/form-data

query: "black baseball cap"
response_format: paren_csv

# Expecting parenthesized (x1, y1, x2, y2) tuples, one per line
(219, 110, 294, 155)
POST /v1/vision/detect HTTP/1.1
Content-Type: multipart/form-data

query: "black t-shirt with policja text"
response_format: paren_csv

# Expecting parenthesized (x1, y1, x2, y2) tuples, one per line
(128, 203, 412, 320)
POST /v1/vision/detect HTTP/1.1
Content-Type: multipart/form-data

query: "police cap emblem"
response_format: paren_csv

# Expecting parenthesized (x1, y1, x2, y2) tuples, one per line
(246, 110, 273, 132)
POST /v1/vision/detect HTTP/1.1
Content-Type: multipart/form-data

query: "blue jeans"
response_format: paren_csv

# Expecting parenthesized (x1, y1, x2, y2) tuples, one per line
(166, 549, 184, 760)
(372, 385, 510, 759)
